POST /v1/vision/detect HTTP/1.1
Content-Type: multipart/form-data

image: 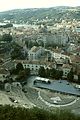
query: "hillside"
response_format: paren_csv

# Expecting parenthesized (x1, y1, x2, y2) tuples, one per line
(0, 105, 80, 120)
(0, 6, 80, 24)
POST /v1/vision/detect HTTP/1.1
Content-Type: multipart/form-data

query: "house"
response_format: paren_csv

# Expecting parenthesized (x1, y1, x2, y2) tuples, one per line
(74, 75, 78, 81)
(50, 52, 70, 69)
(62, 64, 72, 79)
(51, 51, 70, 61)
(67, 43, 77, 52)
(14, 60, 56, 75)
(71, 47, 80, 56)
(28, 46, 45, 61)
(70, 55, 80, 64)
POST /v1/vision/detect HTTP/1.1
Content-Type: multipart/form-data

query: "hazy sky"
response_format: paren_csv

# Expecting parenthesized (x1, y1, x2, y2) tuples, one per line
(0, 0, 80, 12)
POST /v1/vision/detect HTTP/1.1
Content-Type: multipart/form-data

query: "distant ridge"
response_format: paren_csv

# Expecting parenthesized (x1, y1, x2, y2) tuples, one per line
(0, 6, 80, 23)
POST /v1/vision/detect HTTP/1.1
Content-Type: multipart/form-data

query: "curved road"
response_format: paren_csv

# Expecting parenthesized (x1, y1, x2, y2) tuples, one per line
(38, 91, 79, 107)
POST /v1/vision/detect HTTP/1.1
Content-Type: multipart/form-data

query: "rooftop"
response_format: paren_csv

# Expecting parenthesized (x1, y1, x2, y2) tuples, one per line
(62, 64, 72, 69)
(14, 60, 54, 66)
(30, 46, 42, 52)
(70, 55, 80, 64)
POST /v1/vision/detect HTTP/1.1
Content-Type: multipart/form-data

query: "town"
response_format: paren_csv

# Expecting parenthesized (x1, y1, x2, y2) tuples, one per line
(0, 6, 80, 116)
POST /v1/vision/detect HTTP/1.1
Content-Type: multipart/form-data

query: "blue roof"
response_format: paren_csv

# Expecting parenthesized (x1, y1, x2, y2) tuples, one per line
(34, 80, 80, 96)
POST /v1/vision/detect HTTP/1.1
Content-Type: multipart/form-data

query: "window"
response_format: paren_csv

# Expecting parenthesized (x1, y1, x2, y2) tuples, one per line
(24, 65, 26, 68)
(32, 68, 34, 70)
(65, 72, 68, 75)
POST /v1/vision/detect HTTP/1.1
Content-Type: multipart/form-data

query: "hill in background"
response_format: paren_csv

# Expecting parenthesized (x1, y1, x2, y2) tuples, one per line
(0, 6, 80, 24)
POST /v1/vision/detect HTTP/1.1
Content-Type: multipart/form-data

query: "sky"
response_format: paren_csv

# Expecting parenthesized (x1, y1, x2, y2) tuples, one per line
(0, 0, 80, 12)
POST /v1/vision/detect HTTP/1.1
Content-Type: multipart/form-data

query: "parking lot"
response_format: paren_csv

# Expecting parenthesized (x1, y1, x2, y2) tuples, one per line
(24, 76, 80, 114)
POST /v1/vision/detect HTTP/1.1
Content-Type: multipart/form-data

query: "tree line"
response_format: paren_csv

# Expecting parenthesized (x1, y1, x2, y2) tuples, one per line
(10, 63, 80, 83)
(38, 66, 63, 80)
(0, 23, 13, 28)
(39, 66, 80, 83)
(0, 105, 79, 120)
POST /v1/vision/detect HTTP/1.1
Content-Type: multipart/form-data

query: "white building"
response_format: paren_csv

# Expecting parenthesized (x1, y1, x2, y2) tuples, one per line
(62, 64, 72, 78)
(14, 60, 56, 75)
(67, 43, 77, 52)
(28, 46, 45, 61)
(51, 52, 70, 61)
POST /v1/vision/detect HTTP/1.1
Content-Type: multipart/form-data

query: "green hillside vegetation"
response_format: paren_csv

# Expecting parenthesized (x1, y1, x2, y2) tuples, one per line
(0, 7, 80, 24)
(0, 105, 80, 120)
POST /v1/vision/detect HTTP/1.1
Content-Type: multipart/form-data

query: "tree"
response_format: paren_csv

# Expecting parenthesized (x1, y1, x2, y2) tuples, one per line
(16, 68, 31, 81)
(50, 68, 63, 79)
(78, 75, 80, 83)
(4, 23, 13, 28)
(17, 70, 27, 80)
(2, 33, 12, 43)
(11, 46, 26, 60)
(45, 68, 50, 78)
(55, 70, 63, 79)
(16, 63, 24, 74)
(10, 68, 17, 75)
(38, 66, 46, 77)
(0, 23, 13, 28)
(67, 68, 74, 82)
(0, 105, 79, 120)
(24, 68, 30, 76)
(50, 68, 56, 78)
